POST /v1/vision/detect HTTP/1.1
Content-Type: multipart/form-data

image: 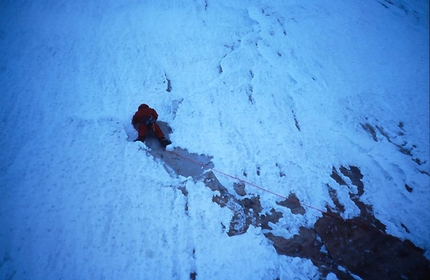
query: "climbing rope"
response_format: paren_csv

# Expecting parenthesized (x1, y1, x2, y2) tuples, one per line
(166, 149, 388, 236)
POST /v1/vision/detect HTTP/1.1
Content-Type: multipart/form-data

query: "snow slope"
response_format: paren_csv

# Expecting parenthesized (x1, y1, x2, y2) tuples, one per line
(0, 0, 428, 279)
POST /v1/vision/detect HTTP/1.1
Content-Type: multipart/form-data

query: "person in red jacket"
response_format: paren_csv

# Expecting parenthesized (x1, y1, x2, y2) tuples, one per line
(132, 104, 171, 147)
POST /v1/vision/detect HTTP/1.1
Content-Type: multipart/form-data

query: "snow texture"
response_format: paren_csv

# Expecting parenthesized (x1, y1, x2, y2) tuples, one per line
(0, 0, 428, 279)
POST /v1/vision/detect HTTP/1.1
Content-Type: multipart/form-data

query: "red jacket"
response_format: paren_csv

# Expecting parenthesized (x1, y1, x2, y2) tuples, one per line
(132, 104, 158, 125)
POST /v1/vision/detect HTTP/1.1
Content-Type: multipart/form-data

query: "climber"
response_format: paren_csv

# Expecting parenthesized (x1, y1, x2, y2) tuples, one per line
(132, 104, 171, 147)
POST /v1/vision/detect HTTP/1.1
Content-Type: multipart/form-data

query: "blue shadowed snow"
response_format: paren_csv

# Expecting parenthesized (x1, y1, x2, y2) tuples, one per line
(0, 0, 428, 279)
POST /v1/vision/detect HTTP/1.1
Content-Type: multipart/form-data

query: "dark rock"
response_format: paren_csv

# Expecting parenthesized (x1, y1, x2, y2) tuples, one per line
(276, 193, 306, 215)
(234, 182, 246, 196)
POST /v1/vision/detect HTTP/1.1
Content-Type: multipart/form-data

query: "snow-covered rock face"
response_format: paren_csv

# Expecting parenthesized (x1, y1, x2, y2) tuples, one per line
(0, 0, 428, 279)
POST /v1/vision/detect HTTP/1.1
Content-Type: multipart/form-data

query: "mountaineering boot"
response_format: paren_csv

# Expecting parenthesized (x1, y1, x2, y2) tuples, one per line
(159, 137, 172, 147)
(134, 137, 145, 143)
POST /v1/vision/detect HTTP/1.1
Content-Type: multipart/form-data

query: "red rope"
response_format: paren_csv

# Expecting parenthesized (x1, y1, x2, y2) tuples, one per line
(166, 149, 387, 236)
(168, 150, 325, 211)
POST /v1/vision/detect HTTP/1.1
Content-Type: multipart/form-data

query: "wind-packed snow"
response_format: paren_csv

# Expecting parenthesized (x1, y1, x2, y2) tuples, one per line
(0, 0, 428, 279)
